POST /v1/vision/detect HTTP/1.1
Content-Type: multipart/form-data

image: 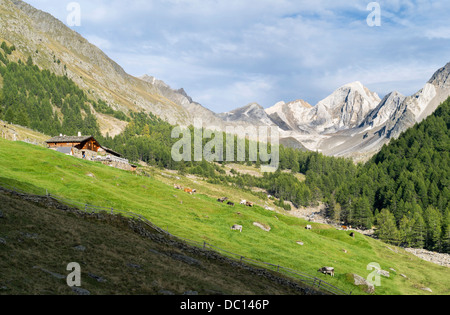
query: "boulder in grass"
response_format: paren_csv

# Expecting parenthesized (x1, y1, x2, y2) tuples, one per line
(253, 222, 271, 232)
(350, 273, 375, 294)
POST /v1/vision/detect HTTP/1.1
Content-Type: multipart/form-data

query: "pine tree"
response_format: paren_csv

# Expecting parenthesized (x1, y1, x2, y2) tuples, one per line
(26, 56, 33, 67)
(352, 196, 373, 229)
(440, 208, 450, 253)
(4, 107, 14, 124)
(399, 215, 415, 247)
(424, 206, 442, 252)
(375, 209, 399, 245)
(410, 210, 426, 248)
(15, 106, 30, 127)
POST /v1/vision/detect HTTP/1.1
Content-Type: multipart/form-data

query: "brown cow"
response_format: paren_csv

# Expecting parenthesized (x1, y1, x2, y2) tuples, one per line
(246, 201, 254, 207)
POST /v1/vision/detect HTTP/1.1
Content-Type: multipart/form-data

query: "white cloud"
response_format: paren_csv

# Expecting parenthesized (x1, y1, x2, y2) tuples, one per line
(425, 27, 450, 40)
(195, 75, 278, 113)
(313, 62, 441, 101)
(23, 0, 450, 112)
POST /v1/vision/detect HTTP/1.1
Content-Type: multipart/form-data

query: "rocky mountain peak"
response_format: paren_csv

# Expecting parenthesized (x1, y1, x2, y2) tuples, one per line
(218, 102, 275, 126)
(361, 91, 406, 129)
(266, 100, 312, 116)
(287, 99, 313, 110)
(428, 62, 450, 89)
(309, 81, 381, 132)
(317, 81, 380, 109)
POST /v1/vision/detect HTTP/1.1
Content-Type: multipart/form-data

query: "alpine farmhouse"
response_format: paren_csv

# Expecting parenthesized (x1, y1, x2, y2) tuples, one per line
(45, 132, 137, 172)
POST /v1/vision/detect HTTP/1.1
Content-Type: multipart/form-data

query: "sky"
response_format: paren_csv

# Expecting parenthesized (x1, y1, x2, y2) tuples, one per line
(25, 0, 450, 113)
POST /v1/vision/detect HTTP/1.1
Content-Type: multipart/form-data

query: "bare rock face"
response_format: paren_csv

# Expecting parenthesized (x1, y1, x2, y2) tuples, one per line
(264, 65, 450, 161)
(310, 81, 381, 133)
(428, 62, 450, 90)
(219, 103, 276, 126)
(361, 91, 406, 130)
(265, 82, 381, 134)
(266, 100, 313, 132)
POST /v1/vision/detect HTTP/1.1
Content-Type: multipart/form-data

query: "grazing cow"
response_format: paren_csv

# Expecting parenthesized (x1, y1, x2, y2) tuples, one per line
(174, 184, 183, 190)
(217, 197, 228, 203)
(305, 225, 312, 230)
(350, 232, 355, 238)
(184, 188, 193, 194)
(240, 200, 247, 205)
(318, 267, 335, 277)
(246, 201, 254, 207)
(342, 225, 348, 230)
(227, 201, 235, 206)
(231, 225, 243, 232)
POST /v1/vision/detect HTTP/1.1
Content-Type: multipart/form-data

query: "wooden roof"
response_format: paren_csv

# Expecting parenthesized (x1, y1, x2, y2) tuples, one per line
(101, 146, 122, 158)
(46, 135, 124, 159)
(46, 135, 94, 144)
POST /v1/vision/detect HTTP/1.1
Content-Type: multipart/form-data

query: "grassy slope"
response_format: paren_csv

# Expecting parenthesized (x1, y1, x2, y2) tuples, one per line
(0, 188, 312, 295)
(0, 138, 449, 295)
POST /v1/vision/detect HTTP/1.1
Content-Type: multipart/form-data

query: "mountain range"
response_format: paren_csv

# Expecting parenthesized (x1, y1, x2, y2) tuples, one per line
(1, 0, 450, 162)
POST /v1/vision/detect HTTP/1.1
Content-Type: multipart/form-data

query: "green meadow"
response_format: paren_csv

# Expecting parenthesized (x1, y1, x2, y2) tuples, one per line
(1, 138, 449, 295)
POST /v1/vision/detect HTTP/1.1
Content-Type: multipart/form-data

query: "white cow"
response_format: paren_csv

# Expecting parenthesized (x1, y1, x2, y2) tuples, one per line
(231, 225, 243, 232)
(318, 267, 335, 277)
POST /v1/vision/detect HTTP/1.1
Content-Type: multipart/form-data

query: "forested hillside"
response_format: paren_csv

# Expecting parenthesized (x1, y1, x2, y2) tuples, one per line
(333, 98, 450, 252)
(0, 41, 127, 137)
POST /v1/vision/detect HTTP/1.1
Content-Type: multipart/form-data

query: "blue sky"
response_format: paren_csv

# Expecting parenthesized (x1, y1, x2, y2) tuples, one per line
(25, 0, 450, 113)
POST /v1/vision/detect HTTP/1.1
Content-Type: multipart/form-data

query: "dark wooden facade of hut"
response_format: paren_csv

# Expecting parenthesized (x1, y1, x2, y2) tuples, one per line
(45, 135, 102, 153)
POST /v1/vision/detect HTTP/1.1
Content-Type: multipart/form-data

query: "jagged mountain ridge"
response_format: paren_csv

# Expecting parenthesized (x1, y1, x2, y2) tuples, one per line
(1, 0, 449, 162)
(218, 102, 276, 126)
(308, 81, 381, 133)
(223, 65, 450, 161)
